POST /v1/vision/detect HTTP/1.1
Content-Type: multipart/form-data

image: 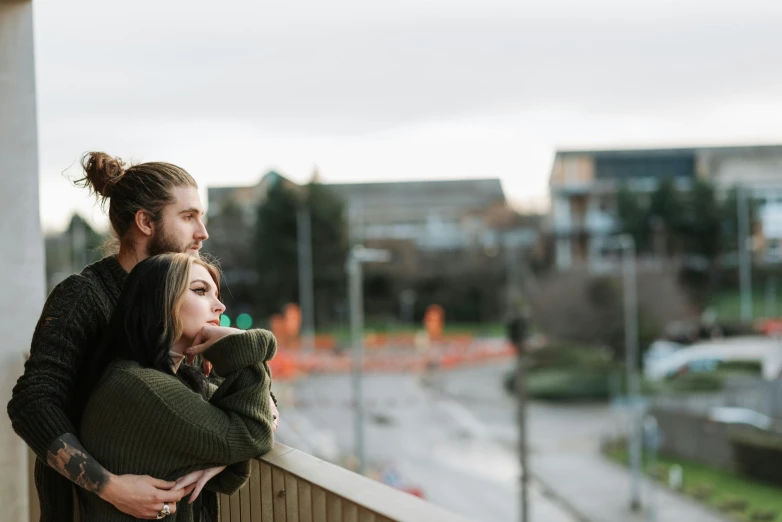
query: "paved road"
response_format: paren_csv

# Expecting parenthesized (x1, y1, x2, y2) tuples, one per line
(275, 366, 576, 522)
(433, 362, 731, 522)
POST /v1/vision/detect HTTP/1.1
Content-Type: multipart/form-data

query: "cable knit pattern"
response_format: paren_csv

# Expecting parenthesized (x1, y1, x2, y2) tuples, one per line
(7, 256, 127, 521)
(78, 329, 277, 522)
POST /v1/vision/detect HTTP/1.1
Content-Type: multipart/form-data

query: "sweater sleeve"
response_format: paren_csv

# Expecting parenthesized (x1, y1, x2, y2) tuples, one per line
(117, 329, 277, 471)
(7, 276, 103, 459)
(205, 462, 252, 495)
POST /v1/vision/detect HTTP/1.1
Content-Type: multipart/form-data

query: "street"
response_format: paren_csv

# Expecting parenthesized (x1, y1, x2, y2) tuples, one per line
(274, 360, 590, 522)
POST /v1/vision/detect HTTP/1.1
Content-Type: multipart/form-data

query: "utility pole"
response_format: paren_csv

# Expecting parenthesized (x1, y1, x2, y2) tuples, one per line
(347, 245, 391, 475)
(620, 234, 642, 512)
(505, 235, 529, 522)
(516, 337, 529, 522)
(297, 206, 315, 353)
(605, 234, 642, 511)
(738, 185, 753, 322)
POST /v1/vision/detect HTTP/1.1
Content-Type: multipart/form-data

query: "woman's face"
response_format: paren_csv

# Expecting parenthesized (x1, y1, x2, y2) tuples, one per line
(175, 262, 225, 353)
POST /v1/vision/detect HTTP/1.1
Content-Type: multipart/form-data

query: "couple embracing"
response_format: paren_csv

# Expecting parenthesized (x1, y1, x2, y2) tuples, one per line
(8, 152, 280, 521)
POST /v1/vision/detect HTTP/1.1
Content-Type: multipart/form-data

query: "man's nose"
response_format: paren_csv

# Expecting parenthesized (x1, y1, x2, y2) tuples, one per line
(196, 219, 209, 241)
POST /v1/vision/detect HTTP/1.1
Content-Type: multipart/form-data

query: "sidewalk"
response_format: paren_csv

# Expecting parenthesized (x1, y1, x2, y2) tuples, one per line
(531, 437, 731, 522)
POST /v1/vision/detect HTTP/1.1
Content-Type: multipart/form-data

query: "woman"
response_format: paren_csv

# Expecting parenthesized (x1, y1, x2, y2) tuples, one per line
(78, 253, 277, 521)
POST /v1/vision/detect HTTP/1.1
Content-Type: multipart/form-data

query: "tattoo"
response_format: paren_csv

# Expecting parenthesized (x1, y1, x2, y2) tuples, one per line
(47, 433, 109, 494)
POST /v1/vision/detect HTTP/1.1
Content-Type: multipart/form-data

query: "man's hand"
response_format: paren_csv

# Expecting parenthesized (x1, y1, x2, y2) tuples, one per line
(100, 473, 192, 519)
(185, 325, 240, 362)
(271, 394, 279, 432)
(172, 465, 227, 504)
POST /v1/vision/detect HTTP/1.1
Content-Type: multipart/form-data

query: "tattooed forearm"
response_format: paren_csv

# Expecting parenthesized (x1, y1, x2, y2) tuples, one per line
(47, 433, 110, 494)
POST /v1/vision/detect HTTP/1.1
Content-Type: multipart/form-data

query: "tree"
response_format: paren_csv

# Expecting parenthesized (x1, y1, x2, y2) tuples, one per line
(616, 185, 651, 253)
(254, 181, 300, 318)
(647, 179, 685, 255)
(305, 181, 349, 327)
(253, 177, 349, 326)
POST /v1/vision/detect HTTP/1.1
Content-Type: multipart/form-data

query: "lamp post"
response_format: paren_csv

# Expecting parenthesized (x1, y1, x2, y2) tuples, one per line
(605, 234, 642, 511)
(347, 245, 391, 474)
(297, 206, 316, 353)
(738, 185, 753, 322)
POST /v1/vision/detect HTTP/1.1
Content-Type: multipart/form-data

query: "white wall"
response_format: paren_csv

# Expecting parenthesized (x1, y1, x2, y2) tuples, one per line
(0, 1, 44, 520)
(707, 151, 782, 189)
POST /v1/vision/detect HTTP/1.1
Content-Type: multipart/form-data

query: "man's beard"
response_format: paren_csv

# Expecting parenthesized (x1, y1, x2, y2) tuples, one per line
(148, 223, 197, 257)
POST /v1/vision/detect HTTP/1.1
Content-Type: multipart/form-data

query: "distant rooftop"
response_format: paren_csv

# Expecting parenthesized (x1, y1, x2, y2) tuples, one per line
(327, 178, 505, 204)
(555, 143, 782, 158)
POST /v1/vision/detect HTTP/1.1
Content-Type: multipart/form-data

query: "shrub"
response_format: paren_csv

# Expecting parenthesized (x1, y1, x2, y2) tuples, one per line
(525, 367, 616, 401)
(750, 510, 778, 521)
(529, 270, 694, 361)
(663, 372, 726, 393)
(718, 497, 748, 513)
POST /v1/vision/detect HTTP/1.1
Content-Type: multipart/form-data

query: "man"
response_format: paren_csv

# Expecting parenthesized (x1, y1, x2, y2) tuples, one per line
(8, 152, 278, 521)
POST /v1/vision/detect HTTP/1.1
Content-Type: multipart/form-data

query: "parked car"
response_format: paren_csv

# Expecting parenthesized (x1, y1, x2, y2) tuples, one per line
(644, 336, 782, 381)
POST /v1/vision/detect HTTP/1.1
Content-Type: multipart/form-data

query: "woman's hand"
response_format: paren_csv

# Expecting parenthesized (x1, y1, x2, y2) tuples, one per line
(185, 325, 239, 362)
(172, 465, 228, 504)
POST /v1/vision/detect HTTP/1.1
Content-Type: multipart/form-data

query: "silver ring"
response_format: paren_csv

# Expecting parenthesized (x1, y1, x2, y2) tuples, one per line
(156, 503, 171, 518)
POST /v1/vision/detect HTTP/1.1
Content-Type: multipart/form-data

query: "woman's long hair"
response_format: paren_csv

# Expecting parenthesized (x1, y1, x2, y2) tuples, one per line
(83, 253, 221, 402)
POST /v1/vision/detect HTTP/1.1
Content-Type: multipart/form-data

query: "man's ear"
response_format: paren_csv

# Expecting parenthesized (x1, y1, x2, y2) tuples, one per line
(134, 210, 155, 237)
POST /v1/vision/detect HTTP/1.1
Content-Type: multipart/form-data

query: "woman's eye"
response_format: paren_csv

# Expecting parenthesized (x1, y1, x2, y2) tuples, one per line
(193, 288, 207, 296)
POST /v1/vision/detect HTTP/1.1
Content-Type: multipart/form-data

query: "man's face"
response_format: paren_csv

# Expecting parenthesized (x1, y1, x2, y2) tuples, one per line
(148, 186, 208, 257)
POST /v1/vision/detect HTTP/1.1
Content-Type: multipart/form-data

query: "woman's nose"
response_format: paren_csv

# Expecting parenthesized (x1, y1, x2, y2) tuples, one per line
(215, 300, 226, 315)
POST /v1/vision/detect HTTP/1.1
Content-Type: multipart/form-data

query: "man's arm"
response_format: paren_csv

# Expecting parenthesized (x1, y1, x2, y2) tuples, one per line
(46, 434, 109, 495)
(8, 276, 98, 458)
(8, 275, 186, 518)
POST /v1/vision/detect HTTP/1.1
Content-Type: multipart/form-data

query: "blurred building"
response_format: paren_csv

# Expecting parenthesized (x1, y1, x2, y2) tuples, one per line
(44, 214, 106, 292)
(209, 173, 539, 258)
(329, 178, 510, 249)
(548, 144, 782, 270)
(207, 172, 542, 323)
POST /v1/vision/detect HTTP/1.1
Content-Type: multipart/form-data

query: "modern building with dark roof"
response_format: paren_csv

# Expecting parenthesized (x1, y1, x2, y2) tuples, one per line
(548, 144, 782, 270)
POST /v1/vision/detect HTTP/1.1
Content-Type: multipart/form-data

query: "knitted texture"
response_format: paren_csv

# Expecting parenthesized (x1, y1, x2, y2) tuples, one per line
(8, 256, 127, 521)
(78, 329, 277, 522)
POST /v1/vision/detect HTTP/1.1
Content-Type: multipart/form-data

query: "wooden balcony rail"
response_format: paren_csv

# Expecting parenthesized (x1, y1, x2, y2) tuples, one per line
(218, 442, 471, 522)
(28, 443, 472, 522)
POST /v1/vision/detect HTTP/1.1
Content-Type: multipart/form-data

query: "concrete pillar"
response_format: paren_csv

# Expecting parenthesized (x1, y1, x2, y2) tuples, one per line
(0, 1, 44, 521)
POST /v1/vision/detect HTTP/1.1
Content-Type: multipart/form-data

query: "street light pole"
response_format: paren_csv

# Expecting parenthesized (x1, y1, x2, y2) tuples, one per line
(347, 245, 391, 475)
(738, 185, 753, 322)
(347, 250, 365, 474)
(297, 206, 316, 353)
(504, 235, 529, 522)
(619, 234, 642, 512)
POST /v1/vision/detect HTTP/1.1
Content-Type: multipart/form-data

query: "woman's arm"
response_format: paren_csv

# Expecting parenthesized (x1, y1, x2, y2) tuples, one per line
(114, 329, 278, 472)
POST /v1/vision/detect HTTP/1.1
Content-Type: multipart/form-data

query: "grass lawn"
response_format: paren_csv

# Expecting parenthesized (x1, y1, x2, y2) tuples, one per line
(605, 445, 782, 521)
(710, 289, 777, 322)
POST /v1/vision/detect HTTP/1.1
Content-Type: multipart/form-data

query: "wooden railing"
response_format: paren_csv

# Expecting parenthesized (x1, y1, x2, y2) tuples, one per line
(28, 443, 471, 522)
(217, 443, 471, 522)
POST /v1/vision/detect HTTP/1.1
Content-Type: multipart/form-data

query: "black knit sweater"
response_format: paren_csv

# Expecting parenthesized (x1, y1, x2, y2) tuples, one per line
(8, 256, 127, 521)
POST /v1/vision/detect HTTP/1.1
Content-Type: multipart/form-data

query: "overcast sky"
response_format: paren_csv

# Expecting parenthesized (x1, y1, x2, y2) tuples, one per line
(33, 0, 782, 232)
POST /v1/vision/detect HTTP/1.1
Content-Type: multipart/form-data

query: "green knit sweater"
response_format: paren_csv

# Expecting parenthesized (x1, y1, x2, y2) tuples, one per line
(78, 329, 277, 522)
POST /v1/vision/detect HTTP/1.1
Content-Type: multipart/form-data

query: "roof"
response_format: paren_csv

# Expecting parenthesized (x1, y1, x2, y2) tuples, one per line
(555, 143, 782, 159)
(327, 178, 505, 207)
